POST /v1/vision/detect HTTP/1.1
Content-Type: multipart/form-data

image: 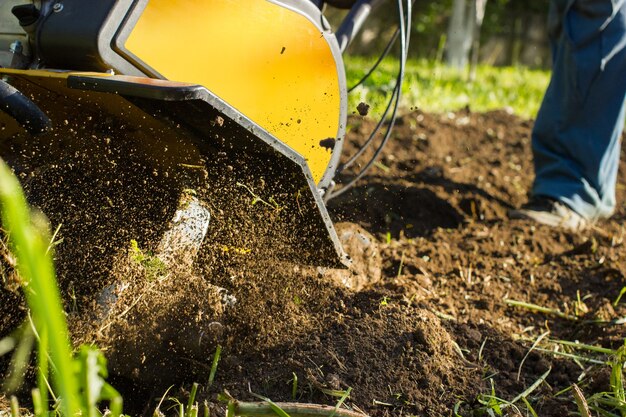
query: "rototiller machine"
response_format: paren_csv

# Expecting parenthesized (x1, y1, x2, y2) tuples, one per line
(0, 0, 412, 277)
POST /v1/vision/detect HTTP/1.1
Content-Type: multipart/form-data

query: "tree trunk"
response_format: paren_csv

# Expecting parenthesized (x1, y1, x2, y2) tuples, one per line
(469, 0, 488, 81)
(445, 0, 474, 69)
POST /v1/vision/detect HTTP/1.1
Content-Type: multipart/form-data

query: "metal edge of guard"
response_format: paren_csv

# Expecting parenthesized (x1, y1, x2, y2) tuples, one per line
(66, 74, 349, 267)
(267, 0, 348, 192)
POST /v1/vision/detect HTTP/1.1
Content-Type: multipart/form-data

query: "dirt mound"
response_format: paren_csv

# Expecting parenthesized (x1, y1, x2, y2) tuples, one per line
(3, 108, 626, 416)
(215, 292, 478, 416)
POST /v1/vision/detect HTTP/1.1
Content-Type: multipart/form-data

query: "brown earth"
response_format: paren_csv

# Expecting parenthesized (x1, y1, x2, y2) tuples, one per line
(2, 108, 626, 417)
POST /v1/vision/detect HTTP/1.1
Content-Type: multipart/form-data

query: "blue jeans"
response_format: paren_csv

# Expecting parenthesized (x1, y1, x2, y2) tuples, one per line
(532, 0, 626, 220)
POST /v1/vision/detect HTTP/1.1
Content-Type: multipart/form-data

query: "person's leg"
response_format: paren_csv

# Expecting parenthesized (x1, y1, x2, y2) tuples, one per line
(530, 0, 626, 221)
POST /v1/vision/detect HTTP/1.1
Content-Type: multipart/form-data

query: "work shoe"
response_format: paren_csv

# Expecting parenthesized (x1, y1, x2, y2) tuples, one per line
(509, 196, 589, 232)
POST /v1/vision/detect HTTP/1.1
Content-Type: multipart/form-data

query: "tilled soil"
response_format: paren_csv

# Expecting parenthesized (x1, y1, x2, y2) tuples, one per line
(2, 108, 626, 417)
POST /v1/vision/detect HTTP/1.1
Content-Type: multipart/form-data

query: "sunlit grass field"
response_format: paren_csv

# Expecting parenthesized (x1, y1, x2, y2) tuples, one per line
(345, 57, 551, 120)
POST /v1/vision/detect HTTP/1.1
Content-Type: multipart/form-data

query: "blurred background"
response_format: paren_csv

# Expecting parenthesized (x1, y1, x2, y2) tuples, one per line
(331, 0, 552, 119)
(341, 0, 550, 68)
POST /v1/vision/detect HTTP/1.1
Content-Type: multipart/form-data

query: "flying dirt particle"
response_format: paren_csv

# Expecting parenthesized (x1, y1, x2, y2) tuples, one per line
(297, 119, 301, 124)
(280, 46, 286, 54)
(357, 102, 370, 116)
(212, 116, 224, 127)
(319, 138, 336, 151)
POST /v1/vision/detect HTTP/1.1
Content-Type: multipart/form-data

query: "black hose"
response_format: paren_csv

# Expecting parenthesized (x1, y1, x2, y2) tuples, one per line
(0, 79, 51, 134)
(348, 28, 399, 93)
(326, 0, 412, 200)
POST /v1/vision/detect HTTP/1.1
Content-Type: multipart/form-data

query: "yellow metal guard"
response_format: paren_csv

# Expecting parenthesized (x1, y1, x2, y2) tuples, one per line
(125, 0, 342, 184)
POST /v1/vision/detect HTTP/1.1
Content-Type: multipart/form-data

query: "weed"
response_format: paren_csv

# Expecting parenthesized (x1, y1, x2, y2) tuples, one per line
(476, 379, 505, 416)
(517, 331, 549, 381)
(373, 161, 390, 173)
(185, 383, 200, 417)
(330, 387, 352, 417)
(75, 345, 122, 417)
(582, 341, 626, 417)
(478, 337, 488, 363)
(573, 384, 592, 417)
(505, 299, 579, 321)
(9, 396, 19, 417)
(318, 387, 352, 399)
(129, 239, 167, 280)
(155, 384, 206, 417)
(208, 345, 222, 387)
(153, 386, 174, 417)
(521, 397, 539, 417)
(236, 182, 283, 212)
(45, 223, 63, 255)
(396, 250, 405, 278)
(528, 338, 626, 416)
(249, 393, 290, 417)
(291, 373, 298, 400)
(473, 369, 550, 417)
(614, 286, 626, 307)
(219, 245, 251, 255)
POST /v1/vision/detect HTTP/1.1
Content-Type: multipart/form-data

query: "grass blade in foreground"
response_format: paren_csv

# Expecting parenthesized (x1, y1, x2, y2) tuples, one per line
(227, 401, 367, 417)
(0, 159, 80, 417)
(573, 384, 592, 417)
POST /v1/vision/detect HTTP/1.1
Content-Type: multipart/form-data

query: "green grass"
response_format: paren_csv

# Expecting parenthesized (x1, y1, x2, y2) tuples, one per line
(0, 159, 121, 417)
(502, 295, 626, 417)
(0, 159, 81, 417)
(345, 57, 550, 120)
